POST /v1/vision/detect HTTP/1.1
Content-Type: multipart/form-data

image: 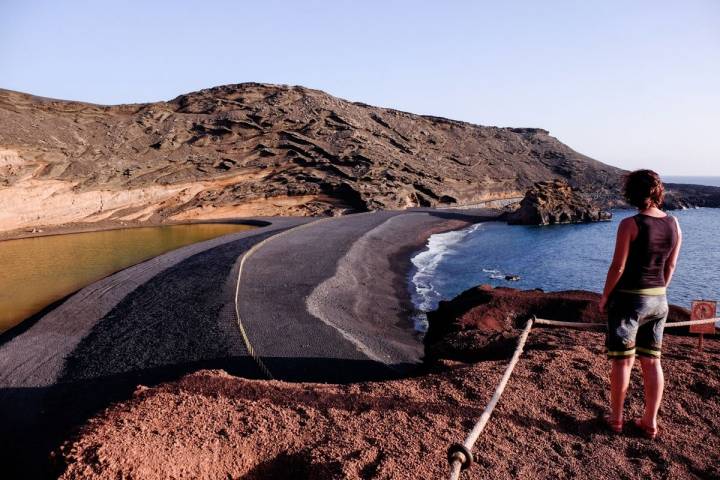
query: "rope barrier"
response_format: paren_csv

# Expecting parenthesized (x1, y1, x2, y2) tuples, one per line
(534, 318, 605, 329)
(234, 238, 276, 379)
(660, 317, 719, 328)
(446, 313, 717, 478)
(447, 317, 534, 479)
(533, 317, 719, 330)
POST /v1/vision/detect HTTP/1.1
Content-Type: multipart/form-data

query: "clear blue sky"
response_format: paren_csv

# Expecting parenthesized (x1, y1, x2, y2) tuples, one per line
(1, 0, 718, 175)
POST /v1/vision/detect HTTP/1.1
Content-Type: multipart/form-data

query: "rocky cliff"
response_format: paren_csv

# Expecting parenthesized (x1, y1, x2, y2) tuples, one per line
(506, 179, 612, 225)
(424, 285, 692, 362)
(0, 83, 713, 235)
(664, 183, 720, 209)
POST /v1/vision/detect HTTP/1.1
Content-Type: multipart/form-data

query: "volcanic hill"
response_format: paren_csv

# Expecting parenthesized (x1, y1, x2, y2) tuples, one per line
(0, 83, 714, 235)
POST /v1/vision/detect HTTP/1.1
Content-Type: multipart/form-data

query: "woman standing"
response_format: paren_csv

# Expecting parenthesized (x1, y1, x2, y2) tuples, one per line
(598, 169, 682, 439)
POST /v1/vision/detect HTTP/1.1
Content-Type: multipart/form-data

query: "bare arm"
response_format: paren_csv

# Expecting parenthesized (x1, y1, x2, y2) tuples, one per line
(599, 218, 636, 312)
(664, 217, 682, 287)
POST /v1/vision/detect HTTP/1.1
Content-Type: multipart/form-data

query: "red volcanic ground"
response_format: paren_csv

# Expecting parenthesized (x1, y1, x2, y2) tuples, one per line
(58, 287, 720, 479)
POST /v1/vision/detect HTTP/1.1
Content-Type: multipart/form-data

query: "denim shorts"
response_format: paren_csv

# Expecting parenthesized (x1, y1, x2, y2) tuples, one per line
(606, 292, 668, 359)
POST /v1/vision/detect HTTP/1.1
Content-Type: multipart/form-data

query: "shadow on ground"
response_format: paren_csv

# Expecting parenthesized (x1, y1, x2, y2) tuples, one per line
(0, 356, 413, 480)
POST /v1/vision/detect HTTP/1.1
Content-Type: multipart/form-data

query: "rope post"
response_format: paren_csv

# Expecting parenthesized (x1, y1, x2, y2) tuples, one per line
(446, 316, 535, 479)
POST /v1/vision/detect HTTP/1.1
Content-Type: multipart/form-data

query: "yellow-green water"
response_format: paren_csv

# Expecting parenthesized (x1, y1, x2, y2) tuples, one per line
(0, 223, 255, 333)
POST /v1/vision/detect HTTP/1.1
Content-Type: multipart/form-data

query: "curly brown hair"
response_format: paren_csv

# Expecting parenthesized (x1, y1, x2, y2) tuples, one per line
(623, 169, 665, 209)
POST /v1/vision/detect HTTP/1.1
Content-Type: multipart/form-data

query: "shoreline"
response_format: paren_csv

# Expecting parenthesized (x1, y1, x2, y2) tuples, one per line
(0, 217, 273, 242)
(0, 217, 313, 478)
(0, 209, 500, 476)
(0, 220, 267, 336)
(389, 218, 477, 332)
(305, 213, 483, 368)
(0, 204, 502, 242)
(235, 208, 502, 381)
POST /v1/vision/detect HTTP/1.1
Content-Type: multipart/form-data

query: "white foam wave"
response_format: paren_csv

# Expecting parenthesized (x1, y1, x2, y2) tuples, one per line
(410, 223, 482, 325)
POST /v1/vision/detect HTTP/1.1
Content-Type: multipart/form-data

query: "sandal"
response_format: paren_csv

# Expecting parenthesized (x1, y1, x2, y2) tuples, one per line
(602, 415, 623, 434)
(634, 419, 658, 440)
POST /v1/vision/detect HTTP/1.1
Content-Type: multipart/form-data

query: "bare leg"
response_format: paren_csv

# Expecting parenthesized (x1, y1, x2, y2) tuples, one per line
(610, 357, 634, 423)
(639, 356, 664, 429)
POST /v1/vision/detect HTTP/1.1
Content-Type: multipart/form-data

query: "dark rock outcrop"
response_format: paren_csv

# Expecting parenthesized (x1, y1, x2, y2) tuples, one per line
(424, 285, 690, 362)
(664, 183, 720, 209)
(506, 179, 612, 225)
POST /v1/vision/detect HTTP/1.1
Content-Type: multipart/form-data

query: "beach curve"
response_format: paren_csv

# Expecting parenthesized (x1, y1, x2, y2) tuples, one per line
(0, 208, 499, 477)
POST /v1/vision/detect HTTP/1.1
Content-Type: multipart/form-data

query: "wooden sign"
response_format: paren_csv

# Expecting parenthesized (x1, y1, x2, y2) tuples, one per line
(691, 300, 717, 352)
(691, 300, 717, 334)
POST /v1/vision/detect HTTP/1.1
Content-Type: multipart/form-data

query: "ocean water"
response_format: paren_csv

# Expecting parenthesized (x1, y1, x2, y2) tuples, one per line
(410, 207, 720, 331)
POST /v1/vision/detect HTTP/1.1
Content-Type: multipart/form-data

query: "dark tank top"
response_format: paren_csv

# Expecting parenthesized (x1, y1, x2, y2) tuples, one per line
(616, 214, 679, 291)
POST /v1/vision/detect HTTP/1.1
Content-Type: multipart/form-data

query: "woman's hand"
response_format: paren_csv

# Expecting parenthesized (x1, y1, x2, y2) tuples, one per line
(598, 295, 609, 314)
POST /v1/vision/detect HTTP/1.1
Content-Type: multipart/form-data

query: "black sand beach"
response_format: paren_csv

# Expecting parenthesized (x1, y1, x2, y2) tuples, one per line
(0, 208, 499, 478)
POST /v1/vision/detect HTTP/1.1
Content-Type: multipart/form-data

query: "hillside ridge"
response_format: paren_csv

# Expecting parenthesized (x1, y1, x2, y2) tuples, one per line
(0, 82, 711, 234)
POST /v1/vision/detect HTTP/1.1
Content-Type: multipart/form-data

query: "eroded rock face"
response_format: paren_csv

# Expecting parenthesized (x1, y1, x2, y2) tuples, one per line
(424, 285, 690, 362)
(664, 183, 720, 209)
(0, 84, 628, 234)
(506, 179, 612, 225)
(2, 84, 716, 235)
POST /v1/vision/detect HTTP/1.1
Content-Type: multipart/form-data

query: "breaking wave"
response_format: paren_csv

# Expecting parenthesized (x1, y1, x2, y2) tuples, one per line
(409, 223, 482, 332)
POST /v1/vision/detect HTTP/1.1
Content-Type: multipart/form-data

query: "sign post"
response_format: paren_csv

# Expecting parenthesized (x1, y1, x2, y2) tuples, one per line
(690, 300, 717, 352)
